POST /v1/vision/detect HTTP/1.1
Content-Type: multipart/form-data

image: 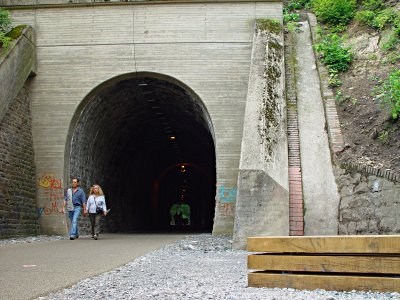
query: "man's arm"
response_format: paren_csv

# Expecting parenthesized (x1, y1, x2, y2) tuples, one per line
(81, 190, 87, 216)
(62, 189, 68, 213)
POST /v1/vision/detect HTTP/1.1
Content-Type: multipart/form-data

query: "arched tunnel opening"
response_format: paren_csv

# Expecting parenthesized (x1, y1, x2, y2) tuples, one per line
(67, 73, 216, 233)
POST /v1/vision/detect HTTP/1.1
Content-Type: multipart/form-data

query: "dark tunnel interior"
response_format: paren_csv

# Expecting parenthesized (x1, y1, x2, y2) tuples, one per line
(68, 74, 216, 232)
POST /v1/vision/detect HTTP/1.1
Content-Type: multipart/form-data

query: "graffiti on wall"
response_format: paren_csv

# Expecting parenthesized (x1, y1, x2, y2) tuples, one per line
(37, 174, 64, 217)
(218, 202, 235, 216)
(217, 185, 237, 216)
(217, 185, 237, 203)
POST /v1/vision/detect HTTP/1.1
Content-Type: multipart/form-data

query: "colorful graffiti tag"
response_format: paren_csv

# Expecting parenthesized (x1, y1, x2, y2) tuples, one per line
(216, 185, 237, 216)
(217, 185, 237, 203)
(37, 174, 64, 217)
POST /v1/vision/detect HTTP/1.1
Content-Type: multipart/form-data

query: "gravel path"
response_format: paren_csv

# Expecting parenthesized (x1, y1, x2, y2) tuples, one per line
(27, 234, 399, 300)
(1, 234, 397, 299)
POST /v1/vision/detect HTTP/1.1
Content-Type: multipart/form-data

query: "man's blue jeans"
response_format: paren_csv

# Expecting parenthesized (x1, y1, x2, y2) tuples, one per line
(68, 206, 81, 237)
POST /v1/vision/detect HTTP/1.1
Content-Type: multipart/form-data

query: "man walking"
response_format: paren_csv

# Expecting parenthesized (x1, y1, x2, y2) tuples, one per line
(63, 177, 86, 240)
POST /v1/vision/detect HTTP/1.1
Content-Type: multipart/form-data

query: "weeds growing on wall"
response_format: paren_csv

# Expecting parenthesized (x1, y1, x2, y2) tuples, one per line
(373, 69, 400, 120)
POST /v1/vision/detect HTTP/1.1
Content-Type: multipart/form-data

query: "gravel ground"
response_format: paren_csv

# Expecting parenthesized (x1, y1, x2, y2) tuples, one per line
(27, 234, 399, 300)
(0, 235, 67, 246)
(0, 234, 400, 300)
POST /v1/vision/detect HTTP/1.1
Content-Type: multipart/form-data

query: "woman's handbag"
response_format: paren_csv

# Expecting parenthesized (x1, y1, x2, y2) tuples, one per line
(94, 197, 104, 214)
(96, 206, 104, 214)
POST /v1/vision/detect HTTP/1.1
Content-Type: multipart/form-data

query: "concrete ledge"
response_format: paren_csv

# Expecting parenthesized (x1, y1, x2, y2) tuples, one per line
(0, 26, 36, 123)
(307, 13, 345, 155)
(1, 0, 282, 9)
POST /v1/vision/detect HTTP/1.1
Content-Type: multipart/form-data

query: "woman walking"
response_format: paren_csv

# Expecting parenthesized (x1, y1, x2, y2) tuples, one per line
(85, 184, 107, 240)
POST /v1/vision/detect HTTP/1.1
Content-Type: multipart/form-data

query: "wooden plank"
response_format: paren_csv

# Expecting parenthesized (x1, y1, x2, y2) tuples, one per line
(248, 272, 400, 292)
(247, 236, 400, 254)
(248, 254, 400, 274)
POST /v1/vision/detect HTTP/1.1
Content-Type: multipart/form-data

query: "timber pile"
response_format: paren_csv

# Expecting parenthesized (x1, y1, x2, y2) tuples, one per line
(247, 236, 400, 292)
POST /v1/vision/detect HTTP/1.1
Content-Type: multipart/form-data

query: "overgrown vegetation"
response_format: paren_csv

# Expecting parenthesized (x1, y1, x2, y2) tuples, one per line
(311, 0, 357, 26)
(0, 9, 27, 51)
(0, 8, 12, 49)
(355, 0, 400, 51)
(283, 0, 400, 170)
(283, 0, 311, 32)
(283, 0, 355, 86)
(373, 69, 400, 120)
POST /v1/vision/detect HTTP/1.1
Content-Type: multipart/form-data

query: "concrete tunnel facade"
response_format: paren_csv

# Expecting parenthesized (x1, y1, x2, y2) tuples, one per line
(6, 0, 285, 236)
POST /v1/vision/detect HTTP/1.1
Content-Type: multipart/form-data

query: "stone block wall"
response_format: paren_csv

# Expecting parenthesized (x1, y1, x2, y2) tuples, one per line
(336, 167, 400, 235)
(0, 85, 39, 238)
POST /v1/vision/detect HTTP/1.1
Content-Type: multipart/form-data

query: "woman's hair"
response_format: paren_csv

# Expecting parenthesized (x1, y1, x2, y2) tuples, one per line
(90, 184, 104, 196)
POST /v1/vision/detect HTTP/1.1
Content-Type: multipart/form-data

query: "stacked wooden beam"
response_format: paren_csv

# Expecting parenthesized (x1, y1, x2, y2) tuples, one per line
(247, 236, 400, 292)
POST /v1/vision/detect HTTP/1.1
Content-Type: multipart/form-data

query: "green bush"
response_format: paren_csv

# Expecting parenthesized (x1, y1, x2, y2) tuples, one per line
(361, 0, 385, 11)
(0, 31, 11, 49)
(285, 0, 311, 12)
(311, 0, 357, 25)
(355, 10, 376, 27)
(284, 13, 300, 23)
(372, 9, 397, 30)
(314, 33, 352, 73)
(0, 9, 11, 33)
(0, 8, 12, 49)
(374, 69, 400, 119)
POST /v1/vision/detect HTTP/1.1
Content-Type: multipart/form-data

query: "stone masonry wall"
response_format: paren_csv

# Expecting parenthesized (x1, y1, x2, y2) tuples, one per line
(0, 85, 39, 238)
(336, 166, 400, 235)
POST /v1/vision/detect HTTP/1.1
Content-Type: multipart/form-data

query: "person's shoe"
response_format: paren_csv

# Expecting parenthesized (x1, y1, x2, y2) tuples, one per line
(76, 235, 79, 239)
(94, 234, 98, 240)
(69, 236, 75, 240)
(91, 235, 95, 240)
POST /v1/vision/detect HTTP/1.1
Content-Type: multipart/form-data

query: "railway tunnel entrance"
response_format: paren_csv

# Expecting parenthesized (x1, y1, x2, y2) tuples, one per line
(66, 73, 216, 233)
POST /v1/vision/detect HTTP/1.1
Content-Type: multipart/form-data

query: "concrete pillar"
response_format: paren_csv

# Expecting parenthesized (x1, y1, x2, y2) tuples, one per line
(233, 20, 289, 249)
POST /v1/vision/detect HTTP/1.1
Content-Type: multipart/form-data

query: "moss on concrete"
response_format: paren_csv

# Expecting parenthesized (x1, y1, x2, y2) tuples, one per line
(256, 18, 282, 35)
(258, 33, 284, 158)
(6, 25, 28, 40)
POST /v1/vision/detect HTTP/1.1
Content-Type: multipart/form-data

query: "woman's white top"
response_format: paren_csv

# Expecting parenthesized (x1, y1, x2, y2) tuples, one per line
(86, 195, 107, 214)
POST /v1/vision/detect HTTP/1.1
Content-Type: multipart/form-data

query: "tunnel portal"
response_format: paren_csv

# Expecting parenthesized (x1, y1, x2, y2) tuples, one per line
(68, 73, 216, 232)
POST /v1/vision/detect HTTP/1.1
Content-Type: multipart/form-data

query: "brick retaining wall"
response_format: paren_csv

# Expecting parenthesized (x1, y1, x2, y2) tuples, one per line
(0, 85, 39, 238)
